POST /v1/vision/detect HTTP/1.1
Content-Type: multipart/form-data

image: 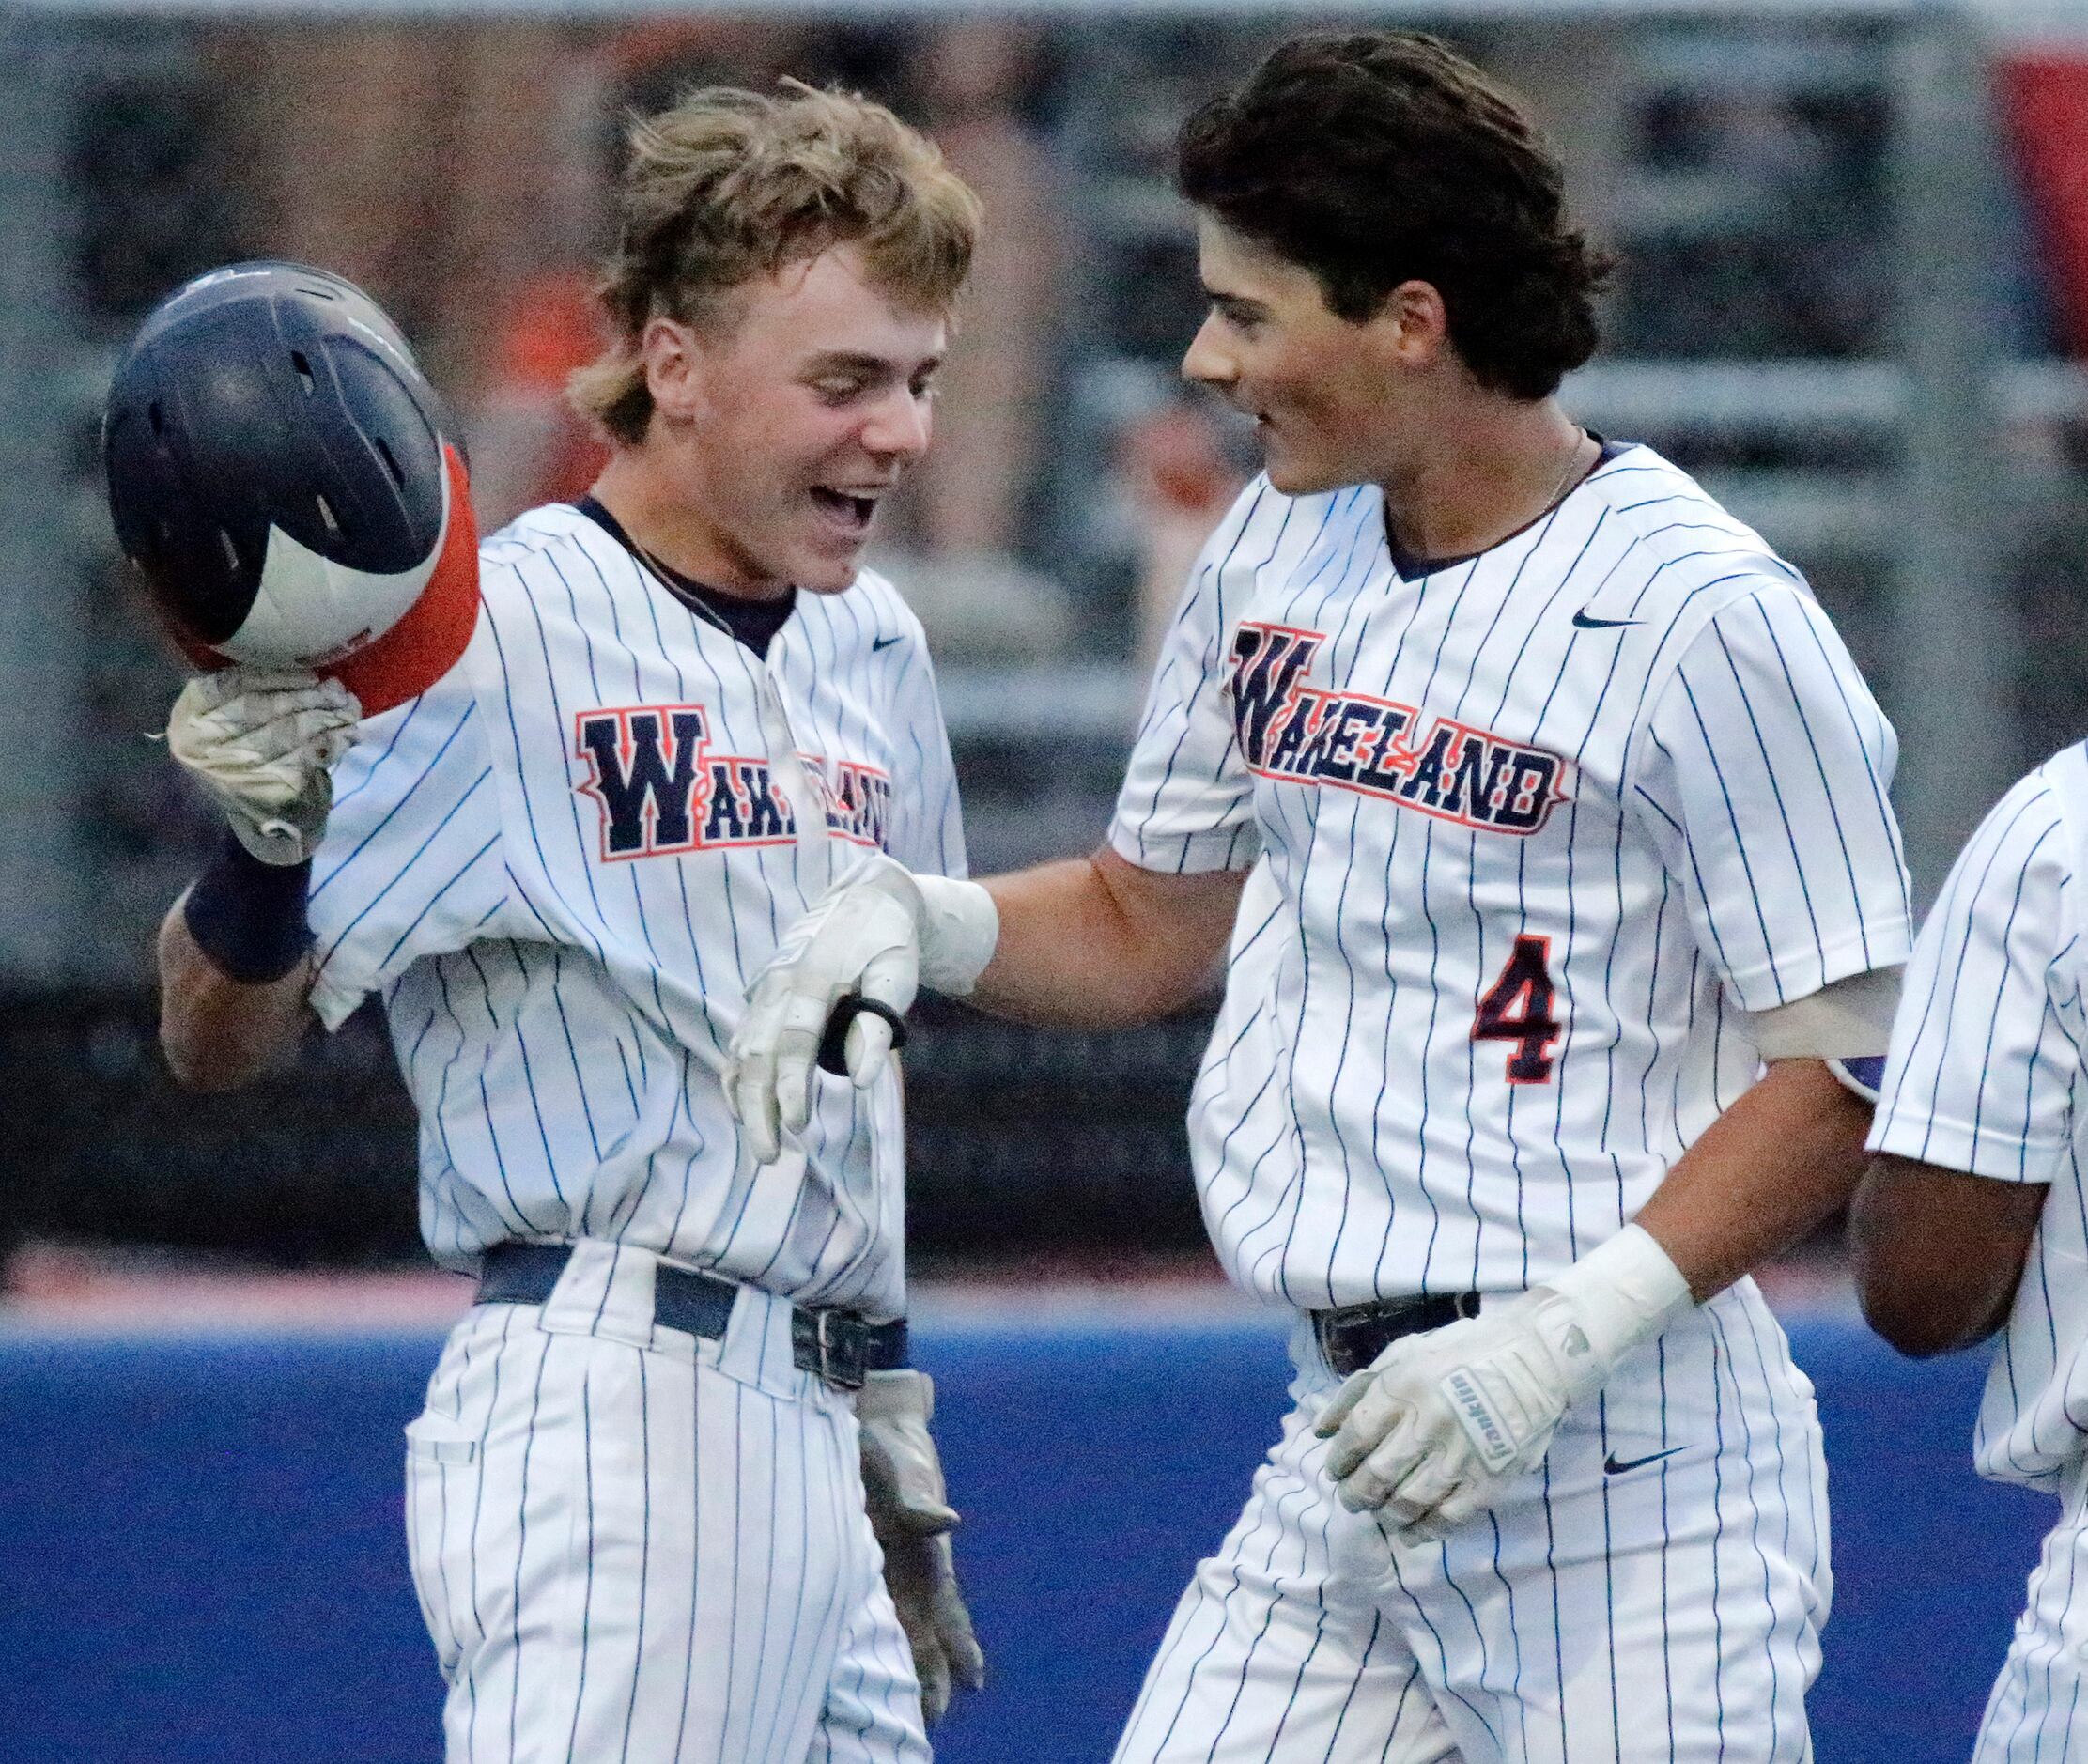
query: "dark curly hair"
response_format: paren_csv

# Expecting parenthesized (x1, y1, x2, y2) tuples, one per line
(1177, 31, 1612, 399)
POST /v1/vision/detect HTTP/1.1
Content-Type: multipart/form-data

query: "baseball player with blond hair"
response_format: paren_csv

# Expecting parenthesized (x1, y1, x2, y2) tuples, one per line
(733, 32, 1911, 1762)
(156, 83, 982, 1764)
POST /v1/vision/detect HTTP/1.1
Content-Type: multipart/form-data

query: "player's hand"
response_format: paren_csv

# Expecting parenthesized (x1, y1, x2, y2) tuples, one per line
(1315, 1291, 1583, 1535)
(730, 862, 921, 1163)
(166, 668, 361, 866)
(1315, 1225, 1693, 1537)
(727, 854, 998, 1164)
(858, 1369, 985, 1724)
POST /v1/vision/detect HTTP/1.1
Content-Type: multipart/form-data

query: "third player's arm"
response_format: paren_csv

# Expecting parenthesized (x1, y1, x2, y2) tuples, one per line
(1631, 1057, 1876, 1302)
(1843, 768, 2074, 1358)
(968, 849, 1249, 1030)
(1847, 1155, 2047, 1356)
(157, 890, 312, 1091)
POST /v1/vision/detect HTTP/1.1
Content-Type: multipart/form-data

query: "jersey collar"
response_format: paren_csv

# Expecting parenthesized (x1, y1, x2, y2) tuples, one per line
(1383, 436, 1633, 582)
(572, 495, 798, 658)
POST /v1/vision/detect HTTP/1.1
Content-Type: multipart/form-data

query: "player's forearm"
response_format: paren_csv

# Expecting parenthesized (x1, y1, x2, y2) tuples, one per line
(157, 893, 312, 1091)
(1632, 1058, 1874, 1302)
(967, 849, 1243, 1031)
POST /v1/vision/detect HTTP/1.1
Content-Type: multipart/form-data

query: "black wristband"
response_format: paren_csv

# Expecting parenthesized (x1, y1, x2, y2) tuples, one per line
(815, 996, 909, 1076)
(181, 828, 314, 983)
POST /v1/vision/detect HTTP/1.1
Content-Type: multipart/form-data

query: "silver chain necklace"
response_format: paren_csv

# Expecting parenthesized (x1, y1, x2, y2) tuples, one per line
(1546, 426, 1590, 512)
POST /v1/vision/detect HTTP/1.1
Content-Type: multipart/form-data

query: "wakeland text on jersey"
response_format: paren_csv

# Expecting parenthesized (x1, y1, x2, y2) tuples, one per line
(574, 704, 894, 860)
(1228, 622, 1570, 835)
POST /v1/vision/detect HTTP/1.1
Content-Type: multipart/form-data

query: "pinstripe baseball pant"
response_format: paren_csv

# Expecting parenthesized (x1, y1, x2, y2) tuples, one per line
(1970, 1456, 2088, 1764)
(1114, 1283, 1828, 1764)
(400, 1242, 929, 1764)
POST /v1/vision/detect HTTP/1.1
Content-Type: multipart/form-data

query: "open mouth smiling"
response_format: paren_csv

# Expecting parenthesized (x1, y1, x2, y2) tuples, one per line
(811, 487, 879, 532)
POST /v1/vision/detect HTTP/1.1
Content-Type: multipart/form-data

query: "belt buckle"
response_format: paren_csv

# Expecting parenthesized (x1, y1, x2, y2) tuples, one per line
(799, 1308, 867, 1390)
(1312, 1308, 1343, 1371)
(1314, 1293, 1474, 1380)
(1315, 1307, 1376, 1381)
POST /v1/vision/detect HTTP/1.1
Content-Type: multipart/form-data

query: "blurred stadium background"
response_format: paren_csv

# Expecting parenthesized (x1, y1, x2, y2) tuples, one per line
(3, 0, 2085, 1758)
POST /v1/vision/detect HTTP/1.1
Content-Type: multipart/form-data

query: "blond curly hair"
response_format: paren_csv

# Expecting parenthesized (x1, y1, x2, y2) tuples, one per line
(570, 82, 982, 445)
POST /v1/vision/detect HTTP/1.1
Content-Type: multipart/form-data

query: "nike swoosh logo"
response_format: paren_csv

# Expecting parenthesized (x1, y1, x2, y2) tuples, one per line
(1571, 611, 1643, 630)
(1604, 1447, 1687, 1476)
(871, 634, 904, 653)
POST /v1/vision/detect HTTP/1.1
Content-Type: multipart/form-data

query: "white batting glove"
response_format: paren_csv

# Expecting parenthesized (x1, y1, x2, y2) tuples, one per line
(858, 1369, 985, 1724)
(166, 668, 361, 866)
(727, 853, 998, 1164)
(1316, 1225, 1692, 1537)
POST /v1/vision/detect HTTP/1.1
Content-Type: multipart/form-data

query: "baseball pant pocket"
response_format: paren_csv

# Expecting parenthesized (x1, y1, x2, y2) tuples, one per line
(404, 1410, 483, 1684)
(811, 1498, 933, 1764)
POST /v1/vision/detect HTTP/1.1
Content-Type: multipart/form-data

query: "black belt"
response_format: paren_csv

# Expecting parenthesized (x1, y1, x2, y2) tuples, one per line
(476, 1244, 907, 1391)
(1311, 1292, 1481, 1379)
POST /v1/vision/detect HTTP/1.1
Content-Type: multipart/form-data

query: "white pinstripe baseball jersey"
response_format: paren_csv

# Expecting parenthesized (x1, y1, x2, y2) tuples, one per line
(1106, 441, 1905, 1764)
(1111, 443, 1912, 1308)
(1870, 743, 2088, 1493)
(306, 499, 965, 1315)
(311, 500, 956, 1764)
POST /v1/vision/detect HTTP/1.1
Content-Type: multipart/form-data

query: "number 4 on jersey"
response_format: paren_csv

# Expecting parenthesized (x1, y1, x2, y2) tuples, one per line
(1475, 934, 1562, 1084)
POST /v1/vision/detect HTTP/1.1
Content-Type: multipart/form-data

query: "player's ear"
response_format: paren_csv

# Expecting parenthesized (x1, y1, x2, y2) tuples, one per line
(640, 316, 705, 426)
(1367, 280, 1452, 372)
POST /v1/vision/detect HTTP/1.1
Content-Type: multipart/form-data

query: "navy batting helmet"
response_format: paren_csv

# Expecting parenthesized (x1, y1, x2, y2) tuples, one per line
(103, 261, 479, 715)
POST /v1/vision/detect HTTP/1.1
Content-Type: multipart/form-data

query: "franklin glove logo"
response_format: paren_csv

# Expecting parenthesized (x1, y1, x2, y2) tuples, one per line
(1442, 1368, 1518, 1472)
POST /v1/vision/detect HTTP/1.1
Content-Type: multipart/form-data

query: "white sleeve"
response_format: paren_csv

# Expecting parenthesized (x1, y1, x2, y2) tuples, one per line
(1869, 771, 2080, 1183)
(884, 640, 967, 882)
(1106, 482, 1275, 875)
(305, 658, 513, 1029)
(1629, 580, 1911, 1010)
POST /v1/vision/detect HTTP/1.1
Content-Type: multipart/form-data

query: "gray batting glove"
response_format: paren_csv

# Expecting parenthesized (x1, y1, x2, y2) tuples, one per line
(1315, 1226, 1692, 1535)
(858, 1369, 984, 1725)
(727, 854, 998, 1163)
(166, 668, 362, 866)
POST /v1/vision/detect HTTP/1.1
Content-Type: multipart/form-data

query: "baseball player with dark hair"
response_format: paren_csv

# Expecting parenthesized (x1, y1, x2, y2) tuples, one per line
(733, 32, 1910, 1762)
(1851, 749, 2088, 1761)
(156, 84, 983, 1764)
